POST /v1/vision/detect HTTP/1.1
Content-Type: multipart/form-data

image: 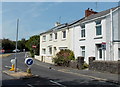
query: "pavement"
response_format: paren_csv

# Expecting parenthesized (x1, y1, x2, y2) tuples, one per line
(34, 59, 120, 85)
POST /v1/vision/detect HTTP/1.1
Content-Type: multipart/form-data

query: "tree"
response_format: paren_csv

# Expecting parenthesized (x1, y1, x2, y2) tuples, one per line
(2, 38, 15, 53)
(26, 35, 40, 57)
(18, 38, 28, 51)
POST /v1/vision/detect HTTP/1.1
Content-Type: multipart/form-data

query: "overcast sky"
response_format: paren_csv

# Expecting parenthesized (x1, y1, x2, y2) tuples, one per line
(2, 2, 118, 41)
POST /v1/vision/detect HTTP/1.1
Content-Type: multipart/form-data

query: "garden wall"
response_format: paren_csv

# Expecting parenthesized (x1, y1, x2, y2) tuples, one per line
(89, 57, 120, 74)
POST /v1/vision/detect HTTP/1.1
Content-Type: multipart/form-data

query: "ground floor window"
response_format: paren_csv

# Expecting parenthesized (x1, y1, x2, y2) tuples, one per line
(81, 46, 85, 58)
(42, 48, 46, 54)
(49, 47, 52, 55)
(59, 47, 68, 50)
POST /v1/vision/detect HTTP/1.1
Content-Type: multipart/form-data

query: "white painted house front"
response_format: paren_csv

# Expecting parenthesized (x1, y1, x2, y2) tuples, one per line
(39, 6, 120, 64)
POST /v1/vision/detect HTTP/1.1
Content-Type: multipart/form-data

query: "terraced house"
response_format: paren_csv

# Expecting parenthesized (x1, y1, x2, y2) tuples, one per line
(39, 6, 120, 64)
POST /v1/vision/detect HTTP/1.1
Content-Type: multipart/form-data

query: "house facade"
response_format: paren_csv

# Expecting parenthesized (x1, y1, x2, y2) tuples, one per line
(39, 23, 73, 64)
(39, 6, 120, 64)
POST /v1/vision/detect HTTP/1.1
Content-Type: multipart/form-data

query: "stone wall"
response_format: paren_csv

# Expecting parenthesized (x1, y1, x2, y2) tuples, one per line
(89, 57, 120, 74)
(69, 56, 84, 69)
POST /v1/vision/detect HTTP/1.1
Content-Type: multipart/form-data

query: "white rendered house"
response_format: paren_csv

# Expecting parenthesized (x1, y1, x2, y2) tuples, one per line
(39, 6, 120, 64)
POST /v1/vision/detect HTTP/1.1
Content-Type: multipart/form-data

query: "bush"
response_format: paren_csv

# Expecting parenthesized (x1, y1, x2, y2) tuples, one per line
(82, 62, 89, 69)
(53, 49, 75, 66)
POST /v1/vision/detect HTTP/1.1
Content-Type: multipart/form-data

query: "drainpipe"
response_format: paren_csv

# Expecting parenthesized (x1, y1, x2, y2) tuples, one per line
(110, 9, 114, 61)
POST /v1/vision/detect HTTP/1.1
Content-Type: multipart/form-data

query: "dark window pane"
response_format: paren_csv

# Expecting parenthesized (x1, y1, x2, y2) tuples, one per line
(96, 26, 102, 35)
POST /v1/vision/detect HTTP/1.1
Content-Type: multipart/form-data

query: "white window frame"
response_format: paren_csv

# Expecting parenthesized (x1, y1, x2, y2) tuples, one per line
(54, 32, 57, 40)
(49, 33, 52, 41)
(42, 48, 46, 54)
(42, 35, 46, 42)
(49, 47, 52, 55)
(62, 30, 66, 39)
(95, 20, 102, 36)
(81, 25, 85, 38)
(81, 46, 85, 58)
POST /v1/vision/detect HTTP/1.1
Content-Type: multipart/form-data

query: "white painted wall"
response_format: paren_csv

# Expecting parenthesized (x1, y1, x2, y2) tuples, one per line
(39, 28, 73, 64)
(39, 7, 120, 64)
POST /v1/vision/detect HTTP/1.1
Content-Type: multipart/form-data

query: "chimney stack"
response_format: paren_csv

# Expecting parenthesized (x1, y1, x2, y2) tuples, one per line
(85, 8, 97, 17)
(55, 22, 61, 26)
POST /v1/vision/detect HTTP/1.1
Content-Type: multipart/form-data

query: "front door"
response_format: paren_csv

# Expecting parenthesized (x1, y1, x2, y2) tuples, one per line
(96, 44, 103, 60)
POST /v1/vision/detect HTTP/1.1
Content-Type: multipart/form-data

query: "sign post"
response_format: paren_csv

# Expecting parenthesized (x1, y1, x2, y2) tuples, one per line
(32, 45, 36, 57)
(25, 58, 34, 74)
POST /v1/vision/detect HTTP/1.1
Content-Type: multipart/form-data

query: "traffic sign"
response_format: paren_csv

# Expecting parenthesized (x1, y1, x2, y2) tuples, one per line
(25, 58, 34, 66)
(32, 45, 36, 48)
(102, 42, 106, 50)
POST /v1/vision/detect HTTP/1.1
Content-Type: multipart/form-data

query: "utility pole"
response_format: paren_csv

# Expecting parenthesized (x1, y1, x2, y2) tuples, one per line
(15, 19, 19, 72)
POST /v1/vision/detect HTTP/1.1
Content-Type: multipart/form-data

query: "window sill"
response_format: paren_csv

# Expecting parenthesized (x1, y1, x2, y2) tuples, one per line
(54, 40, 57, 42)
(79, 38, 86, 41)
(62, 38, 66, 41)
(94, 36, 103, 39)
(42, 41, 46, 42)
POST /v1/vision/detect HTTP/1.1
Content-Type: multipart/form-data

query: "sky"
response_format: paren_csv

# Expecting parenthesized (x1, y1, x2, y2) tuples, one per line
(1, 2, 119, 41)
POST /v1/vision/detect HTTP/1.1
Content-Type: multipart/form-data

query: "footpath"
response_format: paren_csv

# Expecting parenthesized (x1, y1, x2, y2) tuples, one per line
(34, 59, 120, 85)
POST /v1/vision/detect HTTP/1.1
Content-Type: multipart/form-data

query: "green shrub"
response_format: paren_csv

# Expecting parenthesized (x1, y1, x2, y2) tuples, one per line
(53, 49, 75, 66)
(82, 62, 89, 69)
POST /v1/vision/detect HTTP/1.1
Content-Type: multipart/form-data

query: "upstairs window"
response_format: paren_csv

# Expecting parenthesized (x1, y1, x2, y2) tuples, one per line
(49, 34, 52, 41)
(96, 20, 102, 36)
(62, 31, 66, 39)
(42, 35, 46, 41)
(81, 25, 85, 38)
(54, 33, 57, 40)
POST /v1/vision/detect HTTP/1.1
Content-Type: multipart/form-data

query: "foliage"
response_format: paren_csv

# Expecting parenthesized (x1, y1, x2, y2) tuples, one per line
(25, 35, 40, 57)
(53, 49, 75, 66)
(82, 62, 89, 69)
(2, 38, 15, 53)
(17, 38, 29, 51)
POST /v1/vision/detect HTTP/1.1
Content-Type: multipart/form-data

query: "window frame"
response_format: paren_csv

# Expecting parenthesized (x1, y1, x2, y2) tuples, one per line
(42, 35, 46, 42)
(81, 24, 85, 38)
(62, 30, 66, 39)
(81, 46, 85, 58)
(42, 48, 46, 54)
(54, 32, 57, 40)
(49, 33, 53, 41)
(95, 20, 102, 36)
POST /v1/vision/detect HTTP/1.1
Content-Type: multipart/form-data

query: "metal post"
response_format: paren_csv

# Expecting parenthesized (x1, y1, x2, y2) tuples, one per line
(15, 19, 19, 72)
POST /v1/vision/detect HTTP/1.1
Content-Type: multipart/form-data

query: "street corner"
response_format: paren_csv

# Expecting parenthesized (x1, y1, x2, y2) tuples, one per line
(3, 70, 33, 79)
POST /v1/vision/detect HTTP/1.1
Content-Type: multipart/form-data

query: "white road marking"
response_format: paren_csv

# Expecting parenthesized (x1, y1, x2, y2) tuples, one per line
(50, 80, 66, 87)
(27, 84, 34, 87)
(5, 65, 11, 69)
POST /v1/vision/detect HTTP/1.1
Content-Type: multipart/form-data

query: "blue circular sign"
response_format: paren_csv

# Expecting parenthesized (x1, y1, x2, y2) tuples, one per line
(25, 58, 34, 66)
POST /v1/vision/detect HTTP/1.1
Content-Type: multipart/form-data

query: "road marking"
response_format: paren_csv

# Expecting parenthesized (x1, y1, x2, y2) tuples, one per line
(27, 84, 34, 87)
(58, 69, 107, 81)
(50, 80, 66, 87)
(5, 65, 11, 69)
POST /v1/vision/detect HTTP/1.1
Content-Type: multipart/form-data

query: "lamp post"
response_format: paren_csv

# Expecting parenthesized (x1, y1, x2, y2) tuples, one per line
(15, 19, 19, 72)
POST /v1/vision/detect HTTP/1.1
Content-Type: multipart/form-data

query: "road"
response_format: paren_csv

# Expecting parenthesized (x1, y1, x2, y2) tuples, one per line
(2, 52, 119, 87)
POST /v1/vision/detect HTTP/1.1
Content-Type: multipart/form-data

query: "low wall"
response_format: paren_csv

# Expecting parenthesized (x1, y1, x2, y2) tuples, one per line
(69, 57, 84, 69)
(89, 57, 120, 74)
(34, 55, 41, 61)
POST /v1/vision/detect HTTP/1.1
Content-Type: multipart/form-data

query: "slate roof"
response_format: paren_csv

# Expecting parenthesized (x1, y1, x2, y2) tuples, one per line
(40, 6, 119, 35)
